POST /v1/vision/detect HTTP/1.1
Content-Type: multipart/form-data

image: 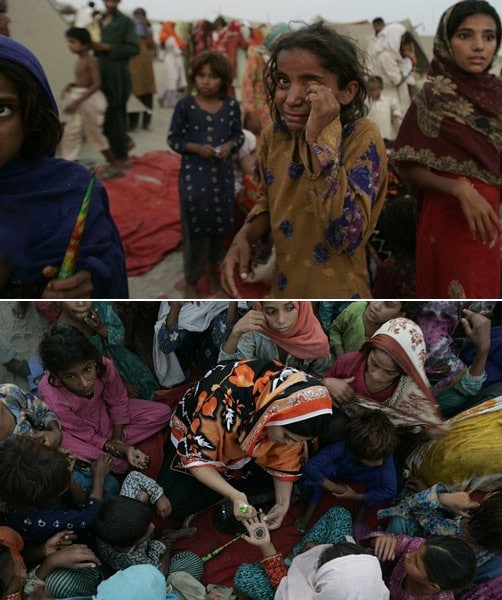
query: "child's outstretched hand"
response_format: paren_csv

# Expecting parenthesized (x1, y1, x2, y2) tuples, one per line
(43, 530, 77, 556)
(242, 511, 272, 548)
(41, 266, 93, 299)
(155, 494, 173, 519)
(373, 534, 398, 562)
(29, 429, 62, 448)
(43, 544, 100, 572)
(126, 446, 151, 470)
(305, 82, 340, 144)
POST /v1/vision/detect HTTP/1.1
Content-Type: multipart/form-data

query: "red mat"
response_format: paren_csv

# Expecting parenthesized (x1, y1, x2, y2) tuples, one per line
(169, 490, 380, 588)
(103, 151, 182, 276)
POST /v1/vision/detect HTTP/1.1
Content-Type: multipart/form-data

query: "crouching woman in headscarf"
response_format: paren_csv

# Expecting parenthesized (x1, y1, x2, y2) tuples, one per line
(156, 359, 344, 529)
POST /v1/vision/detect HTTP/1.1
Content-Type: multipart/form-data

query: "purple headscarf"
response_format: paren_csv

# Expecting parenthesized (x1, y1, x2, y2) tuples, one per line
(0, 34, 58, 115)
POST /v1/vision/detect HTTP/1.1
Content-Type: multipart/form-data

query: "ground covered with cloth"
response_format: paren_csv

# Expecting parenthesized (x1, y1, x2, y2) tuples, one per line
(103, 150, 182, 276)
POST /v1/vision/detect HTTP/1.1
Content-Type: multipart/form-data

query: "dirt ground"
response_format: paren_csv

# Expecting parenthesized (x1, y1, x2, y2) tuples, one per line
(0, 302, 48, 390)
(79, 60, 184, 299)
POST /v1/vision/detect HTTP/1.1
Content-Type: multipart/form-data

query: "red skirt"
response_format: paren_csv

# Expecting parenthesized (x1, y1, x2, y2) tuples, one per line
(416, 174, 500, 298)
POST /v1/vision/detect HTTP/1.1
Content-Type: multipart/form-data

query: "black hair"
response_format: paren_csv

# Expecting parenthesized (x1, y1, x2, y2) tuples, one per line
(190, 51, 233, 98)
(372, 18, 385, 26)
(376, 195, 418, 258)
(423, 536, 476, 592)
(66, 26, 92, 46)
(264, 21, 369, 133)
(467, 489, 502, 553)
(317, 541, 370, 568)
(446, 0, 501, 54)
(39, 325, 106, 384)
(0, 59, 62, 160)
(346, 410, 398, 460)
(0, 437, 71, 511)
(95, 496, 153, 548)
(0, 543, 14, 597)
(401, 31, 416, 45)
(213, 16, 227, 29)
(284, 412, 347, 441)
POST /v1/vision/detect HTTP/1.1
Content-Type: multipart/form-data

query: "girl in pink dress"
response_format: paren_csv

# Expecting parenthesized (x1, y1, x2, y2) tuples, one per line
(37, 326, 171, 474)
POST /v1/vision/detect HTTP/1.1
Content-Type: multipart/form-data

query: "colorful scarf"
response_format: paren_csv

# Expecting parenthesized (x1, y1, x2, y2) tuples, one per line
(159, 21, 185, 49)
(416, 301, 465, 394)
(254, 302, 330, 360)
(170, 359, 332, 478)
(390, 4, 502, 186)
(351, 317, 444, 428)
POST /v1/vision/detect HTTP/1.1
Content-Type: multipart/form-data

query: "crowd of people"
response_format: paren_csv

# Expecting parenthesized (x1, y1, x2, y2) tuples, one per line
(0, 0, 499, 299)
(0, 299, 501, 599)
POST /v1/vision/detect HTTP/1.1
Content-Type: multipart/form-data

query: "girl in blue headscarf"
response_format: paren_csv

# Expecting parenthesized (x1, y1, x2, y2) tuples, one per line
(0, 35, 128, 298)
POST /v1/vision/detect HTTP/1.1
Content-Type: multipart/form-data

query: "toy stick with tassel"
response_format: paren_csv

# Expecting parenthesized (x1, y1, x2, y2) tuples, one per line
(57, 171, 96, 280)
(200, 534, 243, 563)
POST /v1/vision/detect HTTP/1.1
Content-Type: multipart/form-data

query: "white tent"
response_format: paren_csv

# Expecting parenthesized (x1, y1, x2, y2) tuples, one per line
(7, 0, 148, 115)
(9, 0, 74, 113)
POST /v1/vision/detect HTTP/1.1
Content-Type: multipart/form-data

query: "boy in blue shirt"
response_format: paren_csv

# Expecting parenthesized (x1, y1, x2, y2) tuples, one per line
(296, 410, 398, 532)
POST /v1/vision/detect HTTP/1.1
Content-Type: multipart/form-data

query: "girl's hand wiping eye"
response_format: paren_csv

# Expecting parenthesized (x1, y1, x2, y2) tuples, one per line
(304, 83, 340, 145)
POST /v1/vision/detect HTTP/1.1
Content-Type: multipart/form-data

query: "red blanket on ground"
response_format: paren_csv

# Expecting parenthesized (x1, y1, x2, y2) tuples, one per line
(103, 151, 182, 277)
(103, 150, 271, 297)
